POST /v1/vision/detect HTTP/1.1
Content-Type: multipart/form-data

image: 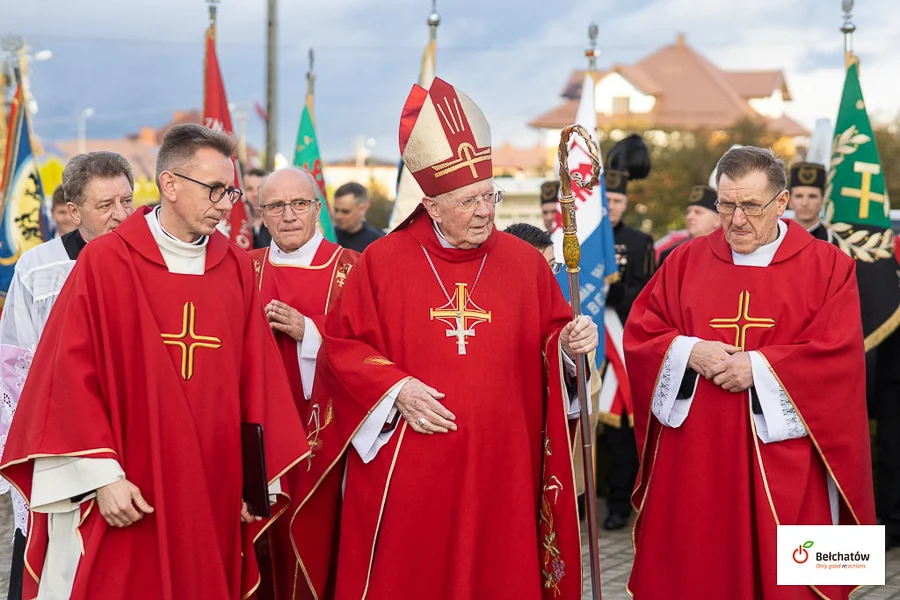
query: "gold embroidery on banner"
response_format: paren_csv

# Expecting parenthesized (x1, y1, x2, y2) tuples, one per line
(709, 290, 776, 351)
(161, 302, 223, 380)
(432, 142, 491, 179)
(363, 355, 394, 366)
(430, 282, 492, 355)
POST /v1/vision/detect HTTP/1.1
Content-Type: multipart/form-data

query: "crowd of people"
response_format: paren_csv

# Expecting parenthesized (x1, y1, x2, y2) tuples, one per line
(0, 73, 891, 600)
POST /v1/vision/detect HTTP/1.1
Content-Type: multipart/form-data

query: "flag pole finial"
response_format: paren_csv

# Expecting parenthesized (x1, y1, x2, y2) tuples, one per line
(428, 1, 441, 36)
(586, 23, 599, 73)
(841, 0, 857, 69)
(2, 34, 24, 86)
(307, 48, 315, 97)
(207, 0, 220, 22)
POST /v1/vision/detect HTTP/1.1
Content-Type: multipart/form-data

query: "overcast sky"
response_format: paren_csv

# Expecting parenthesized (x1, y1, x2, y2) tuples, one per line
(5, 0, 898, 161)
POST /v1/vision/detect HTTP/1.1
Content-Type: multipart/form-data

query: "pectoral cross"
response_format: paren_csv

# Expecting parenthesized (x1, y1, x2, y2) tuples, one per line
(430, 283, 491, 355)
(709, 290, 776, 351)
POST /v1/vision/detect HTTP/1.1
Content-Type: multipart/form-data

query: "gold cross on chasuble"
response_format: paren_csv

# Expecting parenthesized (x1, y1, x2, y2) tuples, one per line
(709, 290, 776, 351)
(161, 302, 223, 380)
(430, 282, 491, 355)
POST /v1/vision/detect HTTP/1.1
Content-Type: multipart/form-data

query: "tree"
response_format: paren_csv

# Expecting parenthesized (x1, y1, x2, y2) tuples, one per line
(366, 176, 393, 231)
(873, 116, 900, 209)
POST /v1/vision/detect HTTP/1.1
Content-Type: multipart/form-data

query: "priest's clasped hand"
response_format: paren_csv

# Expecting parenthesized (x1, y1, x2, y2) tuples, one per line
(688, 341, 753, 393)
(266, 300, 305, 341)
(97, 478, 154, 528)
(396, 378, 457, 435)
(688, 341, 741, 379)
(560, 316, 599, 358)
(707, 352, 753, 393)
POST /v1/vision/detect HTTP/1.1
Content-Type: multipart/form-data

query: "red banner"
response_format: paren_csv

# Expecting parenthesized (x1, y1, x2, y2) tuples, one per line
(203, 23, 252, 250)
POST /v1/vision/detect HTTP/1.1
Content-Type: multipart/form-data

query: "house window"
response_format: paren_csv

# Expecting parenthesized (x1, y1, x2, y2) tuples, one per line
(612, 96, 631, 115)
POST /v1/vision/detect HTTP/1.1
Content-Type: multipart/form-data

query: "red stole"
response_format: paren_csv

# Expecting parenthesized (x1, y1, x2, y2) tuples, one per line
(292, 206, 584, 600)
(249, 240, 358, 600)
(624, 221, 875, 600)
(0, 208, 308, 600)
(250, 240, 359, 422)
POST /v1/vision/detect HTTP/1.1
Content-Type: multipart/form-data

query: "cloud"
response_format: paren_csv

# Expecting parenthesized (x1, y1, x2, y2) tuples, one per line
(6, 0, 898, 163)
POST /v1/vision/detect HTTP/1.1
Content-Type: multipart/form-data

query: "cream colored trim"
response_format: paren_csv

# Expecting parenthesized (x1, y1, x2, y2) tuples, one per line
(268, 246, 340, 271)
(554, 337, 583, 585)
(289, 376, 413, 600)
(756, 353, 861, 525)
(360, 422, 409, 600)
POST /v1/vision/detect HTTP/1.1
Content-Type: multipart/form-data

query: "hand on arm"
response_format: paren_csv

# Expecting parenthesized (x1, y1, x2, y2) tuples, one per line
(265, 300, 306, 342)
(96, 478, 154, 528)
(395, 378, 457, 435)
(560, 315, 599, 359)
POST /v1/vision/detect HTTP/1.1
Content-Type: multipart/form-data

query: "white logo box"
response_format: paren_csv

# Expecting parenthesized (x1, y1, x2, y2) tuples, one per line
(777, 525, 885, 586)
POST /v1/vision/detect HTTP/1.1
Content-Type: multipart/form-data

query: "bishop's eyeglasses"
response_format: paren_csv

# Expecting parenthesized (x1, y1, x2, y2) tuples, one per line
(455, 189, 504, 211)
(714, 190, 784, 217)
(172, 172, 243, 206)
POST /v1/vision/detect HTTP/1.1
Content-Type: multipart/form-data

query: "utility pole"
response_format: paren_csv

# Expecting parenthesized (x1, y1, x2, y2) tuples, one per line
(265, 0, 277, 170)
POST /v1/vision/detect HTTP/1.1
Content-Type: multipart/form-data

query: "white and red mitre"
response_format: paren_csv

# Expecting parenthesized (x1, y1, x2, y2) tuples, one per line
(399, 77, 492, 197)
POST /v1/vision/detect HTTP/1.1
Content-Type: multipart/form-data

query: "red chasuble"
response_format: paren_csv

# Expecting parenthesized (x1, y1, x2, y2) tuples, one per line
(249, 239, 357, 600)
(291, 206, 584, 600)
(0, 208, 309, 600)
(624, 220, 875, 600)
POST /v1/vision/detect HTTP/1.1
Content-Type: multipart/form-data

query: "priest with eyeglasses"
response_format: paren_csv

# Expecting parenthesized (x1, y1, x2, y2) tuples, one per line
(623, 146, 875, 600)
(290, 77, 598, 600)
(0, 124, 307, 600)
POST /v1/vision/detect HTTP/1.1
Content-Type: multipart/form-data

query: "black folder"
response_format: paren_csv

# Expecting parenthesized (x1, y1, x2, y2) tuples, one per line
(241, 422, 271, 519)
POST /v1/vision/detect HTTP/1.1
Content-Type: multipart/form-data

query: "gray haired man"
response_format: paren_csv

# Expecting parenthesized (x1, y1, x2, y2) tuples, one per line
(0, 151, 135, 600)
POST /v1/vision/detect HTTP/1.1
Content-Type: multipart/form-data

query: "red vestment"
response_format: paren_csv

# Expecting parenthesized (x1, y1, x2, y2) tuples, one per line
(0, 208, 309, 600)
(250, 240, 359, 423)
(292, 206, 584, 600)
(250, 239, 358, 599)
(624, 221, 875, 600)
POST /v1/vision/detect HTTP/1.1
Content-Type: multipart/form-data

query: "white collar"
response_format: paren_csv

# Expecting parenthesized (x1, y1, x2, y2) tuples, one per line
(731, 220, 788, 267)
(269, 230, 324, 267)
(806, 220, 823, 232)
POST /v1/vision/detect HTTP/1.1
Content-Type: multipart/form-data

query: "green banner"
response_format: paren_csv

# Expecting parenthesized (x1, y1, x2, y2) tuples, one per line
(293, 94, 336, 242)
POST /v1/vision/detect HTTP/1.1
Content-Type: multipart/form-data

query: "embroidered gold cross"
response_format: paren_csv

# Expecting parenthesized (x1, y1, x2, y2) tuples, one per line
(709, 291, 775, 351)
(841, 161, 885, 220)
(161, 302, 222, 380)
(430, 283, 491, 355)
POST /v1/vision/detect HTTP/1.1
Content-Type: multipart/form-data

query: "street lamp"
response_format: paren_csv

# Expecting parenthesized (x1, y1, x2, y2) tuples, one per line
(77, 107, 95, 155)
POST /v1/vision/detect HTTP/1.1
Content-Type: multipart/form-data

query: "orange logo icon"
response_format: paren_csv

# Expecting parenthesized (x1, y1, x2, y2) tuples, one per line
(793, 540, 814, 564)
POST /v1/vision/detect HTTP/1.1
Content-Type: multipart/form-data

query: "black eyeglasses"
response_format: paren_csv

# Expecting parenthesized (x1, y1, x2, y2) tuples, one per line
(715, 190, 784, 217)
(172, 172, 243, 206)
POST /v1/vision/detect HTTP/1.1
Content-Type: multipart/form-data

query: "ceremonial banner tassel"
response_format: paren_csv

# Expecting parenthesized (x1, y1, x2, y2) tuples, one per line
(557, 124, 602, 600)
